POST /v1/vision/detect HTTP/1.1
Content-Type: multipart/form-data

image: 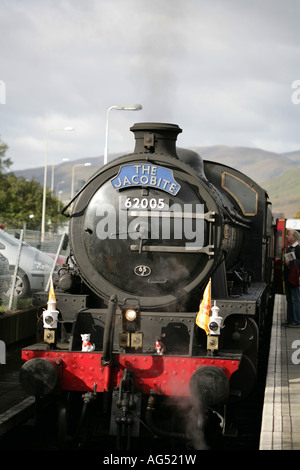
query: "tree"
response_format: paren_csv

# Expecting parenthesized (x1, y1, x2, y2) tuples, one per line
(0, 135, 64, 230)
(0, 173, 64, 229)
(0, 135, 12, 172)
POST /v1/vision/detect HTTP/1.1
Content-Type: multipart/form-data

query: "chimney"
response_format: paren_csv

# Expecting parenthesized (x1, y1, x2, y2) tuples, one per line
(130, 122, 182, 158)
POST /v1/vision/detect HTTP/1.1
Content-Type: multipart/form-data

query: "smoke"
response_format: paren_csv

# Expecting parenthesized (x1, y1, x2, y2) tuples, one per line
(127, 0, 188, 121)
(174, 396, 210, 450)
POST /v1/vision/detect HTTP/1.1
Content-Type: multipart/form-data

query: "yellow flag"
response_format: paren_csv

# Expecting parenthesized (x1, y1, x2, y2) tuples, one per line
(196, 279, 211, 335)
(47, 276, 56, 309)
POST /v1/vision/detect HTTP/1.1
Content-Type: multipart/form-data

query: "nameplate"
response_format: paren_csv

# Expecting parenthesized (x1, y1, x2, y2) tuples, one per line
(111, 164, 181, 195)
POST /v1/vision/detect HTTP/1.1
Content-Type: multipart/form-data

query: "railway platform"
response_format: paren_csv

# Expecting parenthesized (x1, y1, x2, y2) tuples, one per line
(260, 294, 300, 450)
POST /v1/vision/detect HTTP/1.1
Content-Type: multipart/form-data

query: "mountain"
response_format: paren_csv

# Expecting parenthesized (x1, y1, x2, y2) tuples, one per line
(261, 165, 300, 218)
(281, 150, 300, 165)
(190, 145, 300, 217)
(191, 145, 296, 183)
(14, 146, 300, 217)
(14, 155, 106, 202)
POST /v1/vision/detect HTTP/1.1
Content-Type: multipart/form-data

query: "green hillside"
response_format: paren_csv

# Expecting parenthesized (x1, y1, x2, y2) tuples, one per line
(192, 145, 294, 183)
(262, 166, 300, 218)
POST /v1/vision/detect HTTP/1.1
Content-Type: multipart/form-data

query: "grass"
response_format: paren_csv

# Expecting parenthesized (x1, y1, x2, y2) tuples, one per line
(262, 166, 300, 217)
(0, 297, 33, 314)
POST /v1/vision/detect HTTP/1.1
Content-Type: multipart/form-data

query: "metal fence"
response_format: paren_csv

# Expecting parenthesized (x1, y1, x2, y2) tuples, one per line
(0, 229, 69, 313)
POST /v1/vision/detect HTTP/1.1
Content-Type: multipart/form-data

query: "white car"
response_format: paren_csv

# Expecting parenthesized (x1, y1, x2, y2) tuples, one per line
(0, 230, 56, 298)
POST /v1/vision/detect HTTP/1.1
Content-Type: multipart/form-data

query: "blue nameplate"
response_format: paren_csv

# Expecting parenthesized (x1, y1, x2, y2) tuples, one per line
(111, 164, 181, 195)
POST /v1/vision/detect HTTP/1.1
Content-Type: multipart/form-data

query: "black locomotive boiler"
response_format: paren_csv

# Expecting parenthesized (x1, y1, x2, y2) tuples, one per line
(20, 123, 274, 449)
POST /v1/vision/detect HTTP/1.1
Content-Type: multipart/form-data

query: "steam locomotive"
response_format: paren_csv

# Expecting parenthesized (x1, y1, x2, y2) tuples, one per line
(20, 123, 274, 449)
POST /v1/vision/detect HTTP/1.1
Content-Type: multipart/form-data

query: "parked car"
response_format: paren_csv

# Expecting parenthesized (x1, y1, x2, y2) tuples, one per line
(0, 229, 56, 298)
(0, 252, 11, 300)
(46, 252, 66, 268)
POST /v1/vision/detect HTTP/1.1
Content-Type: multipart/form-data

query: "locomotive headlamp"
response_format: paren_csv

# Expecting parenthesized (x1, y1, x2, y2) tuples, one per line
(207, 301, 224, 352)
(43, 310, 58, 329)
(208, 301, 223, 336)
(43, 309, 59, 345)
(124, 308, 137, 322)
(122, 298, 140, 329)
(43, 277, 59, 344)
(120, 298, 142, 350)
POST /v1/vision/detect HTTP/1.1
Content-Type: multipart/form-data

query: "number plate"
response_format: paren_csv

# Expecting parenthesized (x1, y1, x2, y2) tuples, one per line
(119, 196, 169, 211)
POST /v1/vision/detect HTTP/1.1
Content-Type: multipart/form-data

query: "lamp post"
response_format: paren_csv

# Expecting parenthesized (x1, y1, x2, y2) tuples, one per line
(56, 181, 65, 210)
(41, 127, 74, 242)
(51, 158, 69, 193)
(104, 104, 142, 165)
(71, 162, 91, 199)
(57, 190, 63, 211)
(56, 180, 65, 194)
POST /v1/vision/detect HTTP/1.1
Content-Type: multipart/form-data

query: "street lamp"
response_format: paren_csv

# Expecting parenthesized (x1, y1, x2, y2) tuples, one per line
(57, 190, 63, 211)
(71, 162, 91, 199)
(104, 104, 142, 165)
(56, 180, 65, 193)
(41, 127, 74, 242)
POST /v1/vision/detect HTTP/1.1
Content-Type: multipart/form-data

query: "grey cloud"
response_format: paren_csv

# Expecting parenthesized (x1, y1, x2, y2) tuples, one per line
(0, 0, 300, 170)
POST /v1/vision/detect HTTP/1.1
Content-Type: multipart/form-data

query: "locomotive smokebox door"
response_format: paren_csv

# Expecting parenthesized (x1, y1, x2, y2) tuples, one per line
(69, 122, 224, 311)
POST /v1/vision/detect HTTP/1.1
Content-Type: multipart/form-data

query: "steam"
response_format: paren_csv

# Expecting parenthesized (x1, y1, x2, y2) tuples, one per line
(129, 0, 188, 121)
(174, 396, 210, 450)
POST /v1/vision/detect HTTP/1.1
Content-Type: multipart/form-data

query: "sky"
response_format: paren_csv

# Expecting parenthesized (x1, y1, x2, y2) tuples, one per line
(1, 0, 300, 171)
